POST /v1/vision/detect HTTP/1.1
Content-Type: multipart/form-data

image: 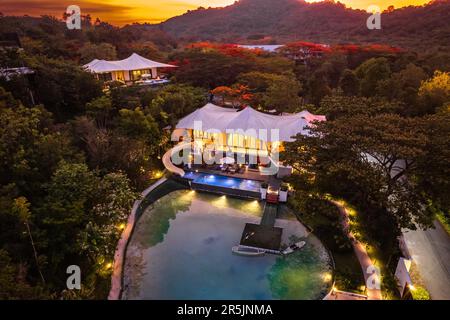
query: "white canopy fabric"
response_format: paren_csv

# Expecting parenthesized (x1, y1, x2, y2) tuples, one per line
(83, 53, 177, 73)
(176, 103, 326, 142)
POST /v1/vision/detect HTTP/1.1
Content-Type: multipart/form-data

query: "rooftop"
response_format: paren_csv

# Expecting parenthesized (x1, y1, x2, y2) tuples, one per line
(175, 103, 326, 142)
(83, 53, 177, 73)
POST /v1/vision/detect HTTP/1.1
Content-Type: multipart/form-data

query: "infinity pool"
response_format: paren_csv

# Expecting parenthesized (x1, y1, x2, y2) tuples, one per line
(122, 190, 332, 300)
(185, 172, 261, 192)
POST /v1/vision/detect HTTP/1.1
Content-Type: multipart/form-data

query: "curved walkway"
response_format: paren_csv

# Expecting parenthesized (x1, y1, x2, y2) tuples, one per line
(162, 142, 191, 177)
(331, 200, 383, 300)
(108, 177, 167, 300)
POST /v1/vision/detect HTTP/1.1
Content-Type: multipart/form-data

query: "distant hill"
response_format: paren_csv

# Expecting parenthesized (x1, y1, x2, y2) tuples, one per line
(158, 0, 450, 49)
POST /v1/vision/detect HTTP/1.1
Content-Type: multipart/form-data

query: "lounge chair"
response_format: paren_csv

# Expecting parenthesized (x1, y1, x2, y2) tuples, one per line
(229, 164, 239, 174)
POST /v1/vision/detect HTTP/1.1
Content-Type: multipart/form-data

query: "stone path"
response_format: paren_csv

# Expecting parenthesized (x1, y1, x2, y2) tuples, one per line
(331, 201, 383, 300)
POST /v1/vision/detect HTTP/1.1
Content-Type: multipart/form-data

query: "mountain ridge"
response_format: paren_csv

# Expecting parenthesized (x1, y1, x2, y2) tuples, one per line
(156, 0, 449, 48)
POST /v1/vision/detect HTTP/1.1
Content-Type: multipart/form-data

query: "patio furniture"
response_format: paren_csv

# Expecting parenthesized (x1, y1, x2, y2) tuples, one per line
(219, 157, 235, 165)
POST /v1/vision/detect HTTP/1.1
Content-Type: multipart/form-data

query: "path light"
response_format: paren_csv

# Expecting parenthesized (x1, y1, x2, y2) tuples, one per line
(322, 272, 332, 282)
(105, 262, 112, 270)
(118, 223, 126, 230)
(408, 284, 416, 291)
(154, 171, 163, 179)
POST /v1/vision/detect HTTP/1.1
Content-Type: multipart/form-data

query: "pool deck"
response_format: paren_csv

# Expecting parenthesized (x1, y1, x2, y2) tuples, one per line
(188, 165, 271, 182)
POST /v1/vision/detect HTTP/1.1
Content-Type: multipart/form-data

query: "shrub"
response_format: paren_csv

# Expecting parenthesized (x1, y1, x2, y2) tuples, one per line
(411, 286, 431, 300)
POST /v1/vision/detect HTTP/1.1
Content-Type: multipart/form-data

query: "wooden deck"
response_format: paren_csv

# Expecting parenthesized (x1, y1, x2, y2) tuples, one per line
(261, 203, 278, 226)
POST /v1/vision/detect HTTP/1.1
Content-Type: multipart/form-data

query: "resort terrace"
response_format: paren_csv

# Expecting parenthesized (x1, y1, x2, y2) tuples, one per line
(165, 103, 324, 174)
(161, 103, 325, 200)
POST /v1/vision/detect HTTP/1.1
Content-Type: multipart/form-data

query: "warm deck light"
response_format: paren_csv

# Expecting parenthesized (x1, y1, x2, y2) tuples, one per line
(118, 223, 126, 230)
(105, 262, 112, 269)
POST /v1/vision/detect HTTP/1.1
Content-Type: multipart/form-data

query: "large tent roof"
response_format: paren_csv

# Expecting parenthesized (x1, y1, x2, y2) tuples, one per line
(176, 103, 326, 142)
(83, 53, 177, 73)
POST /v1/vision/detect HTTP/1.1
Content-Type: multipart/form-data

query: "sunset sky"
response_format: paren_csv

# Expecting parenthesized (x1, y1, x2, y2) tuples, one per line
(0, 0, 433, 25)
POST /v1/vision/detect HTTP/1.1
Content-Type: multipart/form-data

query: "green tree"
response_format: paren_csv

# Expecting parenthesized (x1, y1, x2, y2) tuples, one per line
(377, 64, 427, 114)
(72, 116, 156, 188)
(283, 113, 434, 230)
(356, 57, 391, 97)
(39, 162, 98, 267)
(263, 77, 302, 112)
(317, 95, 402, 121)
(149, 84, 206, 125)
(237, 71, 302, 111)
(116, 107, 161, 146)
(85, 95, 115, 128)
(415, 112, 450, 212)
(121, 41, 164, 61)
(339, 69, 359, 96)
(11, 197, 45, 285)
(78, 42, 117, 64)
(0, 249, 47, 299)
(0, 89, 81, 198)
(307, 69, 332, 105)
(26, 56, 102, 120)
(418, 71, 450, 114)
(77, 172, 138, 263)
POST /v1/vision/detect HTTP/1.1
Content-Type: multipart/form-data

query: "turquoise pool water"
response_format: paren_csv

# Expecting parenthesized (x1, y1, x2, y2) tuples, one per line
(122, 190, 332, 300)
(185, 172, 261, 192)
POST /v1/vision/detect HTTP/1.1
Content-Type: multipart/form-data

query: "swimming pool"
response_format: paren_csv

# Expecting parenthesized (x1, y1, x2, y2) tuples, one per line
(122, 190, 333, 300)
(185, 172, 262, 192)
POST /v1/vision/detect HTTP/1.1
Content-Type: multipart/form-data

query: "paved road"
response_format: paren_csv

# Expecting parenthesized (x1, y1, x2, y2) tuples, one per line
(403, 220, 450, 300)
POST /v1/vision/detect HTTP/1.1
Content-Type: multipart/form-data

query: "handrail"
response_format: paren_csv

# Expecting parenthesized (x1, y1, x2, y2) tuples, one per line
(162, 142, 191, 177)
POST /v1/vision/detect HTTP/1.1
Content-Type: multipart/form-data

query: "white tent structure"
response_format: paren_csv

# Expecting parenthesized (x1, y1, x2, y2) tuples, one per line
(174, 103, 326, 143)
(170, 103, 325, 178)
(83, 53, 176, 82)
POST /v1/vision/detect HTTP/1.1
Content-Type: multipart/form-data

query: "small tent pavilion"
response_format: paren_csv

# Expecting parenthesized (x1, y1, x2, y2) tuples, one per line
(83, 53, 176, 83)
(172, 103, 326, 164)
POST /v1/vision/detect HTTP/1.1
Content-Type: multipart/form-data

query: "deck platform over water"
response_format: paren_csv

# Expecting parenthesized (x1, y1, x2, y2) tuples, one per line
(239, 223, 283, 253)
